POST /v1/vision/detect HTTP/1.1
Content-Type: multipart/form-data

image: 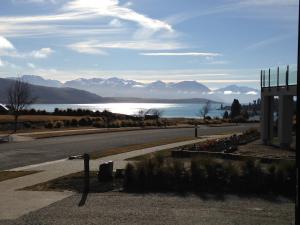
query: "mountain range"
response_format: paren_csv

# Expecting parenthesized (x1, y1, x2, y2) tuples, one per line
(6, 75, 260, 103)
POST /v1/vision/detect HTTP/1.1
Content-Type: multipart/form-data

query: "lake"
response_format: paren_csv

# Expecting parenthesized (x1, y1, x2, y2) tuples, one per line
(29, 103, 228, 118)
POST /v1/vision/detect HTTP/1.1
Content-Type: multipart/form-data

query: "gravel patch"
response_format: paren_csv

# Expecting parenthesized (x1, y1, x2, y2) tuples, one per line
(1, 193, 294, 225)
(236, 140, 295, 160)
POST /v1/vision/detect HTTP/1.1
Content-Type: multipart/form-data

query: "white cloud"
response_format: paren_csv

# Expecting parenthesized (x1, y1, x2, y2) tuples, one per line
(68, 40, 183, 54)
(63, 0, 173, 32)
(238, 0, 298, 7)
(12, 0, 58, 4)
(246, 34, 295, 50)
(123, 1, 133, 7)
(27, 63, 36, 68)
(1, 0, 172, 32)
(0, 58, 4, 67)
(224, 91, 241, 95)
(140, 52, 221, 57)
(0, 36, 15, 50)
(1, 0, 174, 49)
(246, 91, 258, 95)
(0, 45, 54, 59)
(109, 18, 122, 27)
(30, 48, 54, 58)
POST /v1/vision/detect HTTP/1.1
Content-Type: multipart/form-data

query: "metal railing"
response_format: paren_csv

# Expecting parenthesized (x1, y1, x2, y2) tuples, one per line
(260, 65, 297, 89)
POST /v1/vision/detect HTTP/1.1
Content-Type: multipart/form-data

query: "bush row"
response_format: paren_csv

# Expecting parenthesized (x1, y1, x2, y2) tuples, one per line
(123, 156, 295, 196)
(43, 118, 177, 129)
(178, 128, 260, 153)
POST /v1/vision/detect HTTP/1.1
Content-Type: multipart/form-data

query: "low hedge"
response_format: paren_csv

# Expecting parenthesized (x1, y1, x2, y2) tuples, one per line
(123, 156, 295, 197)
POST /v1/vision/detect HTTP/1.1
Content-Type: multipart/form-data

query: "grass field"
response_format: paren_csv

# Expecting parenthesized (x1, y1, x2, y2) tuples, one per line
(90, 136, 197, 159)
(0, 115, 89, 123)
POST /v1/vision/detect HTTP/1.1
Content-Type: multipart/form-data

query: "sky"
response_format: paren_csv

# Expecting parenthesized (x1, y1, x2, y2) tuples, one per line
(0, 0, 298, 89)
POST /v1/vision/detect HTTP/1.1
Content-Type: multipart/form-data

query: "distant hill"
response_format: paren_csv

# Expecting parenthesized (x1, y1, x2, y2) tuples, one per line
(3, 75, 260, 103)
(0, 78, 103, 104)
(0, 78, 217, 104)
(7, 75, 62, 87)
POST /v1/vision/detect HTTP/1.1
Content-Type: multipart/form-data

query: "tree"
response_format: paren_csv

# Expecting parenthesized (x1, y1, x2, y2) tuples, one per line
(146, 108, 163, 125)
(230, 99, 241, 119)
(137, 109, 146, 121)
(197, 101, 211, 119)
(7, 78, 36, 132)
(223, 110, 229, 119)
(136, 109, 147, 127)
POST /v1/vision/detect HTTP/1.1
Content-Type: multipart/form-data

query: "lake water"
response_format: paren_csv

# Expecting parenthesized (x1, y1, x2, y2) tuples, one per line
(30, 103, 228, 118)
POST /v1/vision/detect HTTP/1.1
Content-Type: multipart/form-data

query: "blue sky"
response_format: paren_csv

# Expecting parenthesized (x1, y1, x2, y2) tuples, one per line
(0, 0, 298, 89)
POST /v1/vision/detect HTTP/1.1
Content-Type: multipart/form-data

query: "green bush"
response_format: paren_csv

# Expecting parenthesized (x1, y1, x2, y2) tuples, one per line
(70, 119, 78, 127)
(54, 121, 63, 128)
(23, 121, 32, 129)
(78, 117, 92, 126)
(45, 122, 54, 129)
(122, 157, 295, 197)
(93, 120, 105, 128)
(63, 120, 71, 127)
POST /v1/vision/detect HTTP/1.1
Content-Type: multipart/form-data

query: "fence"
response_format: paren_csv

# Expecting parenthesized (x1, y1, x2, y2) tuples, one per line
(260, 65, 297, 88)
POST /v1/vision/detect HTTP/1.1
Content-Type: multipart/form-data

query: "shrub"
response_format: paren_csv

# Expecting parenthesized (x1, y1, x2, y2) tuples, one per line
(63, 120, 71, 127)
(123, 163, 136, 191)
(45, 122, 54, 129)
(23, 121, 32, 129)
(70, 119, 78, 127)
(78, 117, 93, 126)
(93, 120, 105, 128)
(109, 120, 121, 128)
(240, 160, 265, 193)
(54, 121, 63, 128)
(122, 156, 295, 197)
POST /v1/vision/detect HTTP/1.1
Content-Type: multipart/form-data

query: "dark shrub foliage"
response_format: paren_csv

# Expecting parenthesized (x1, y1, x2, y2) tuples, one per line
(123, 157, 295, 197)
(45, 122, 54, 129)
(70, 119, 78, 127)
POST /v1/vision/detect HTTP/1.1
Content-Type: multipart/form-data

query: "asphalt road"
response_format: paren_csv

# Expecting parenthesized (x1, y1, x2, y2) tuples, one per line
(0, 123, 258, 170)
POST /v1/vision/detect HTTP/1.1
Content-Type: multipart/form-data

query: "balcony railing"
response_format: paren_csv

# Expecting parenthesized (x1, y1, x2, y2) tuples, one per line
(260, 65, 297, 89)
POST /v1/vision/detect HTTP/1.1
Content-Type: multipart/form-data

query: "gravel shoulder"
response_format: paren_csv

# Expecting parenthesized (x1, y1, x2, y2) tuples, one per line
(236, 139, 295, 160)
(1, 193, 294, 225)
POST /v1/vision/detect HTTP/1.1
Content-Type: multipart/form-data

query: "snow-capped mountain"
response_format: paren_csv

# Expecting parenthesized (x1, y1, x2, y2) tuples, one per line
(170, 81, 211, 92)
(8, 75, 62, 87)
(6, 75, 260, 103)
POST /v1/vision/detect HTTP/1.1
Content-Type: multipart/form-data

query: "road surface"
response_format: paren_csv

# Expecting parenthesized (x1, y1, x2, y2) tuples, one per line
(0, 124, 258, 170)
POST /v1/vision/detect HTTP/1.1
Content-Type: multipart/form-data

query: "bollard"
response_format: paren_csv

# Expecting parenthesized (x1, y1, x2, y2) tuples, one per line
(194, 125, 198, 138)
(98, 161, 113, 181)
(83, 153, 90, 193)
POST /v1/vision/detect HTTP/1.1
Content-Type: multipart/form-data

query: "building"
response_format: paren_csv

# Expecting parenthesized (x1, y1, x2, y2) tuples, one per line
(260, 65, 296, 148)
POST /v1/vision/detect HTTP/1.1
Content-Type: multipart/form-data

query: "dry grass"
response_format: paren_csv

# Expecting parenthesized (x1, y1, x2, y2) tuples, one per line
(0, 115, 86, 123)
(90, 136, 197, 159)
(22, 171, 120, 193)
(27, 127, 190, 139)
(0, 171, 40, 182)
(125, 148, 173, 161)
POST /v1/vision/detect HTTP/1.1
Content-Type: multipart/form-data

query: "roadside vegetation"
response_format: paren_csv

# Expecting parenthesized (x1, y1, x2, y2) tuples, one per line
(0, 98, 259, 132)
(123, 156, 295, 197)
